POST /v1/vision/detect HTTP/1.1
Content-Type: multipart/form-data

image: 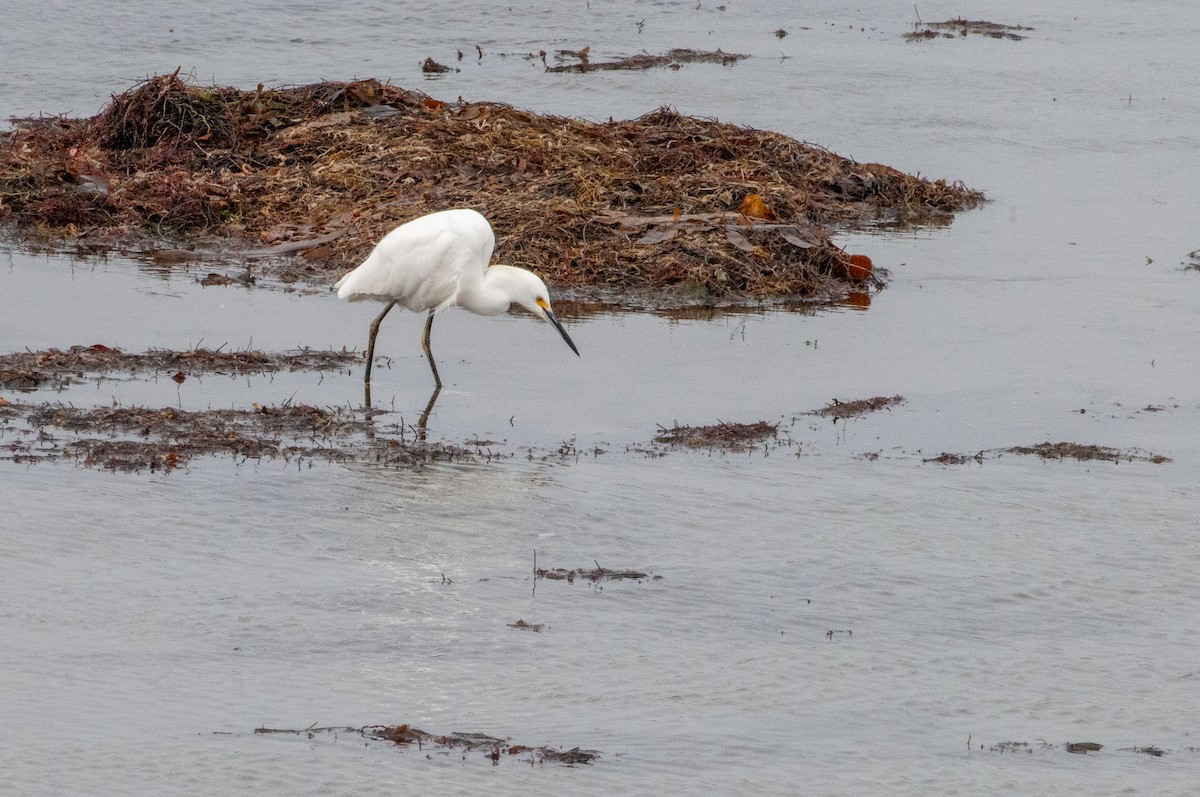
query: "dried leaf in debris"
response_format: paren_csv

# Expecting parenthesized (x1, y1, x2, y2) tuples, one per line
(738, 193, 777, 221)
(637, 225, 681, 245)
(778, 229, 815, 249)
(845, 254, 873, 280)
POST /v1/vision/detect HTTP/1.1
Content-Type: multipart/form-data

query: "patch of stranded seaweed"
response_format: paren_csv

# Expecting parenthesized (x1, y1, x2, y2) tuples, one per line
(975, 738, 1179, 758)
(535, 566, 660, 583)
(646, 399, 909, 455)
(653, 420, 780, 451)
(4, 401, 476, 472)
(371, 725, 598, 766)
(922, 451, 984, 466)
(812, 394, 905, 420)
(0, 345, 360, 392)
(904, 19, 1033, 42)
(253, 724, 598, 766)
(925, 442, 1171, 466)
(545, 47, 748, 73)
(0, 73, 983, 304)
(507, 619, 544, 632)
(1006, 442, 1170, 464)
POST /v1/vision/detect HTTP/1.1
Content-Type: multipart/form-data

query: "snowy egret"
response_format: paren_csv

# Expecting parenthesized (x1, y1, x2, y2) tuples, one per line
(335, 208, 579, 388)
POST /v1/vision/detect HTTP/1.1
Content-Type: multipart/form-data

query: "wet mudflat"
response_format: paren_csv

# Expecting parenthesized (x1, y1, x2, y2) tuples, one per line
(3, 2, 1200, 795)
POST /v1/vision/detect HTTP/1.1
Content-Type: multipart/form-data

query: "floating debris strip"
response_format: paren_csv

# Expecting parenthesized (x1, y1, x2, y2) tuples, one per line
(253, 724, 599, 766)
(0, 345, 359, 392)
(812, 395, 905, 420)
(545, 47, 748, 72)
(972, 737, 1185, 757)
(0, 73, 982, 303)
(0, 398, 478, 472)
(925, 442, 1171, 465)
(535, 566, 659, 583)
(653, 420, 779, 450)
(531, 551, 660, 587)
(507, 619, 544, 632)
(904, 19, 1033, 42)
(0, 350, 1172, 471)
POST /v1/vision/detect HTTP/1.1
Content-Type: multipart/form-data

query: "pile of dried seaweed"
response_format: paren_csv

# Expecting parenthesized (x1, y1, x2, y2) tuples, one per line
(0, 73, 983, 301)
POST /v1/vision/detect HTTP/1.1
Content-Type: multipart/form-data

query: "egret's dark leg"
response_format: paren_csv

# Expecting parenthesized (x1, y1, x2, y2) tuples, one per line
(364, 300, 398, 386)
(417, 384, 442, 441)
(421, 310, 442, 388)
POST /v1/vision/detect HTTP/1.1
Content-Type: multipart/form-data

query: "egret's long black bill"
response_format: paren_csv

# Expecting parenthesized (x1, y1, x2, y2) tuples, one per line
(546, 310, 580, 357)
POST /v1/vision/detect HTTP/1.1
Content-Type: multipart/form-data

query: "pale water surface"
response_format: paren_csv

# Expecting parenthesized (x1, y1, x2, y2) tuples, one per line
(2, 1, 1199, 794)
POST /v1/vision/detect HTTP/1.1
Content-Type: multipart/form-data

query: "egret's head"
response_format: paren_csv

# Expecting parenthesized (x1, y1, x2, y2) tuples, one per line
(513, 271, 580, 357)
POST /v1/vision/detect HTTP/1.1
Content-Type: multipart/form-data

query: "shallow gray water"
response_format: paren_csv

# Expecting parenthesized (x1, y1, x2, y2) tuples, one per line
(3, 1, 1200, 794)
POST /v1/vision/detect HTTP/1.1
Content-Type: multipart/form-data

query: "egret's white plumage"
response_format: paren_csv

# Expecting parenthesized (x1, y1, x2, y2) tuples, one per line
(336, 208, 578, 388)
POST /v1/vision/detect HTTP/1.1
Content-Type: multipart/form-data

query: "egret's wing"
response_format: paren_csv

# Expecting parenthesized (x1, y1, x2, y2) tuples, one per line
(336, 209, 495, 312)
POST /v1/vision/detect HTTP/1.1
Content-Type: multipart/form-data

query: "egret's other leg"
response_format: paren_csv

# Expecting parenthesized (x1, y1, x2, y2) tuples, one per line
(417, 384, 442, 440)
(364, 300, 397, 385)
(421, 310, 442, 388)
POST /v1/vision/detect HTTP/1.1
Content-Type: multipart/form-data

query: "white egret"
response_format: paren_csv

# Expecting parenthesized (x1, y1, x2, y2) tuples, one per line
(335, 208, 579, 388)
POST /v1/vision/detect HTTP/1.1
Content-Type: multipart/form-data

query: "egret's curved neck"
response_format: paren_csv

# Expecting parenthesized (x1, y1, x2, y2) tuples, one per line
(456, 265, 525, 316)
